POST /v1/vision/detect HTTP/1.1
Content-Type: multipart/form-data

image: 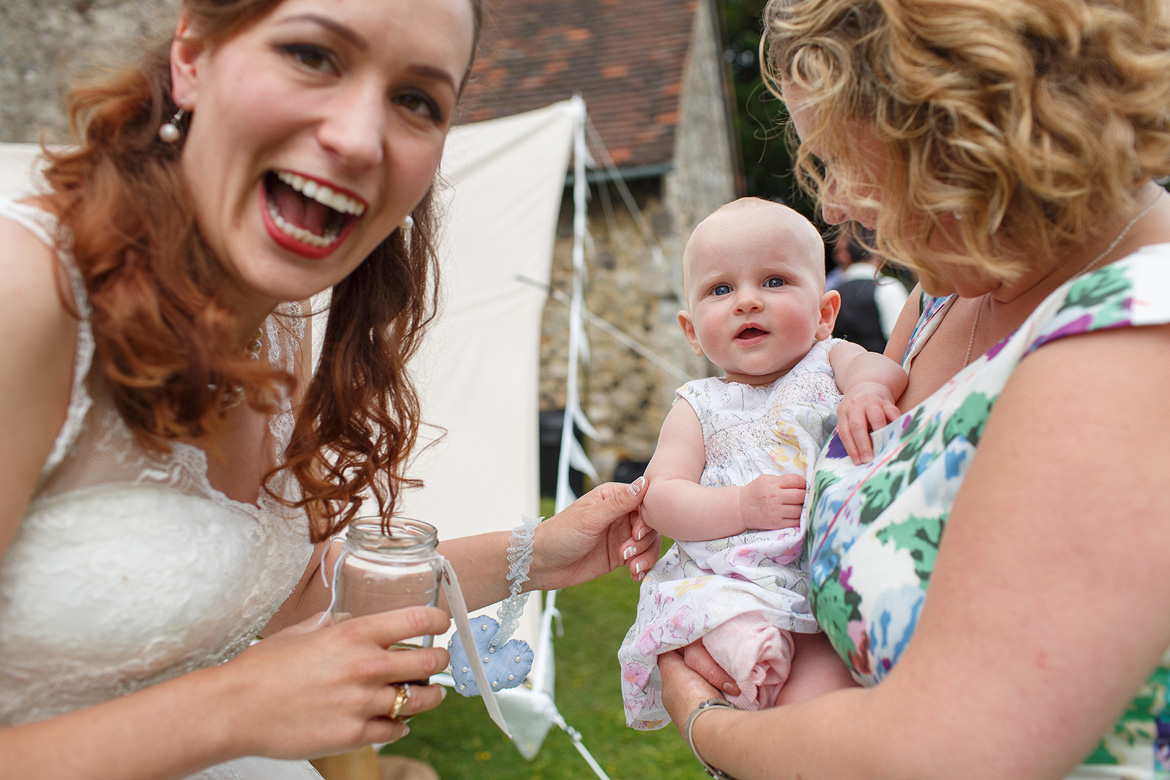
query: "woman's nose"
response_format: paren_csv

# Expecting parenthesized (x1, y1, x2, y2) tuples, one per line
(820, 174, 850, 225)
(317, 87, 386, 170)
(821, 199, 849, 225)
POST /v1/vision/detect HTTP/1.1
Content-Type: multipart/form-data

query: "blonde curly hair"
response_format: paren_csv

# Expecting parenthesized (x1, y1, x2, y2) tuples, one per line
(762, 0, 1170, 282)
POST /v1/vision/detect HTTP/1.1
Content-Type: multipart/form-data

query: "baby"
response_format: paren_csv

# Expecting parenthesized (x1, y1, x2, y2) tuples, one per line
(618, 198, 906, 729)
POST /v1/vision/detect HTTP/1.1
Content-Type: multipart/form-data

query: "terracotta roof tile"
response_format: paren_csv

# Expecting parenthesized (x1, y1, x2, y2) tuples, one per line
(458, 0, 700, 169)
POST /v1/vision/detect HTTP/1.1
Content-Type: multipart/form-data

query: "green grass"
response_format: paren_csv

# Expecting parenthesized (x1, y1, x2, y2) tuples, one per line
(381, 506, 700, 779)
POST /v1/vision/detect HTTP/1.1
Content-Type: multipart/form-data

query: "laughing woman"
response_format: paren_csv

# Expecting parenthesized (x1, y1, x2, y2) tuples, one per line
(0, 1, 657, 778)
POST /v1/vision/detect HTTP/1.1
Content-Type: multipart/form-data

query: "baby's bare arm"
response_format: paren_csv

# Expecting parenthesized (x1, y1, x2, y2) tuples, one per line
(643, 403, 805, 540)
(829, 342, 908, 464)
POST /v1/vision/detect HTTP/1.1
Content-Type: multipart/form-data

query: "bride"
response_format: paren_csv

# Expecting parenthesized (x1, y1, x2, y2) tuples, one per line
(0, 0, 658, 777)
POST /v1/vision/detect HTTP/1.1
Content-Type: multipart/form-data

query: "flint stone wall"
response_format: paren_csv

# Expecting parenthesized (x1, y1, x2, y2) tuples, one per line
(0, 0, 178, 143)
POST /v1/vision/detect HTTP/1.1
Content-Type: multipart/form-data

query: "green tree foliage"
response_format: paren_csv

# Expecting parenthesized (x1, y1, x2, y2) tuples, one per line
(720, 0, 816, 222)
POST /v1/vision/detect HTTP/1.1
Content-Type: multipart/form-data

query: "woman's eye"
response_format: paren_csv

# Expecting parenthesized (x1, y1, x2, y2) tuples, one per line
(764, 277, 785, 288)
(713, 284, 732, 296)
(396, 92, 443, 123)
(284, 44, 338, 75)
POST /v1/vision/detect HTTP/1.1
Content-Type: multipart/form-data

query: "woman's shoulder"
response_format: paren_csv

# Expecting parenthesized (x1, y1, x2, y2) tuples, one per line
(0, 200, 86, 558)
(0, 198, 70, 297)
(1021, 244, 1170, 356)
(0, 199, 78, 326)
(0, 197, 53, 240)
(0, 197, 60, 247)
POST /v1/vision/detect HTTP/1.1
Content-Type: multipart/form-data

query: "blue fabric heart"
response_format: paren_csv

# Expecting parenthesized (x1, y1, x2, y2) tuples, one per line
(448, 615, 534, 697)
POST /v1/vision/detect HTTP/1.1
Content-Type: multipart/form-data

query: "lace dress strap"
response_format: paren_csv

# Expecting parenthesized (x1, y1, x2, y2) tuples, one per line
(0, 198, 95, 482)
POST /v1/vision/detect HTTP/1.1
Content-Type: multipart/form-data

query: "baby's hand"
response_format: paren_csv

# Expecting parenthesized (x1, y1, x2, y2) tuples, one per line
(836, 381, 901, 464)
(738, 473, 807, 531)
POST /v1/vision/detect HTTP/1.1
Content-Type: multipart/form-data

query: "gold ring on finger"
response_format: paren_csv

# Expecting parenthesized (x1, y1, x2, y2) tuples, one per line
(388, 682, 411, 721)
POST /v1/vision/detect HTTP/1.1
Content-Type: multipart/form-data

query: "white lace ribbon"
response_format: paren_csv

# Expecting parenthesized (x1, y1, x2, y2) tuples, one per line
(319, 543, 348, 624)
(491, 514, 540, 649)
(440, 557, 512, 737)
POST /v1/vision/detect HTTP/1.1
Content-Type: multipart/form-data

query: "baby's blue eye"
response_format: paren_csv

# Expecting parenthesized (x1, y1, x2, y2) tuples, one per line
(764, 277, 785, 288)
(713, 284, 732, 296)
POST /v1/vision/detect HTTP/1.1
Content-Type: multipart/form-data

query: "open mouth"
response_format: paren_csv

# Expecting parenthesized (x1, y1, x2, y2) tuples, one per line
(263, 170, 366, 251)
(736, 326, 768, 340)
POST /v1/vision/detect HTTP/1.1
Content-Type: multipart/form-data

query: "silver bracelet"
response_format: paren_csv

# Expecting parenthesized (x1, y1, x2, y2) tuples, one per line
(684, 698, 738, 779)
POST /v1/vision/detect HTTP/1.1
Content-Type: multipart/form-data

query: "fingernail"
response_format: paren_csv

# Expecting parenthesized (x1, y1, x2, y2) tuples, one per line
(722, 683, 737, 695)
(634, 560, 644, 575)
(402, 725, 410, 737)
(623, 546, 635, 561)
(439, 687, 447, 701)
(628, 476, 645, 496)
(635, 527, 646, 541)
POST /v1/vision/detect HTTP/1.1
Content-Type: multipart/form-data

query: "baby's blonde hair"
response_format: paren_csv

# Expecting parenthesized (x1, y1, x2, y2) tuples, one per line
(763, 0, 1170, 282)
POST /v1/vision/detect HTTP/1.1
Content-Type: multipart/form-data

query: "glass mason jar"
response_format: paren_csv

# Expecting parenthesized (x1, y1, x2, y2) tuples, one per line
(330, 517, 442, 649)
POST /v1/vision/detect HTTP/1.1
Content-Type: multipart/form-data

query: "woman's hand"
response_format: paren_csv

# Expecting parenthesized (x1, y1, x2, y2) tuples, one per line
(214, 607, 452, 760)
(529, 478, 658, 590)
(659, 648, 726, 738)
(680, 639, 741, 696)
(664, 634, 857, 712)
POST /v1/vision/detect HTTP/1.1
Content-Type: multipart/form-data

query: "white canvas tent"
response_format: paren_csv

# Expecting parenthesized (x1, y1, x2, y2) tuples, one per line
(0, 142, 45, 200)
(400, 97, 610, 774)
(0, 96, 609, 775)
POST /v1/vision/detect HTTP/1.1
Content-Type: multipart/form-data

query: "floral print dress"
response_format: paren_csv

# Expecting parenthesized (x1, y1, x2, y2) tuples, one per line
(808, 247, 1170, 779)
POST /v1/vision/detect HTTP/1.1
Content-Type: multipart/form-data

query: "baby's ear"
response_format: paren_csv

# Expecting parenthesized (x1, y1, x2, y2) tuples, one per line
(816, 290, 841, 341)
(678, 310, 705, 357)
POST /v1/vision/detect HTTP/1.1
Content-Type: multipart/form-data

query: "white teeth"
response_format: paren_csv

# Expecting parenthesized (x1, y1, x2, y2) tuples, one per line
(268, 199, 340, 248)
(275, 170, 366, 216)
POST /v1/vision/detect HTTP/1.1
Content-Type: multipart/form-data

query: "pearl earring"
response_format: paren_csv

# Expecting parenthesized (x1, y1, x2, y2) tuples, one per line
(158, 109, 186, 144)
(400, 214, 415, 231)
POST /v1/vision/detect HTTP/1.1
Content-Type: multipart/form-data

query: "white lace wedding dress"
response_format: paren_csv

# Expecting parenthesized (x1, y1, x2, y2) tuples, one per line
(0, 200, 322, 779)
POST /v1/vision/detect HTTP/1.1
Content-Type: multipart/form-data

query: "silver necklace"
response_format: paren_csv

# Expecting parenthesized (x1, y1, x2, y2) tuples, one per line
(963, 294, 988, 367)
(963, 188, 1164, 367)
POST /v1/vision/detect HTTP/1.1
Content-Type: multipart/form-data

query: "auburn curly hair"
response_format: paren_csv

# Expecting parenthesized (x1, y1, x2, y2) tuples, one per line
(39, 0, 484, 542)
(762, 0, 1170, 283)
